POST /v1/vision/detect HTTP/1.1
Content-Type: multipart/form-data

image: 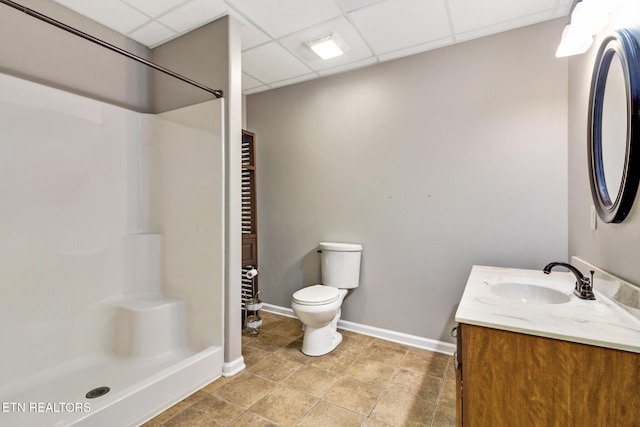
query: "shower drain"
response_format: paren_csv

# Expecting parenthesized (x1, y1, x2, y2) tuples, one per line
(85, 386, 110, 399)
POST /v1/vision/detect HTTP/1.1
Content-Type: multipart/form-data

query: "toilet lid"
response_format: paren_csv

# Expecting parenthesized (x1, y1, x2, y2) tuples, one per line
(292, 285, 340, 305)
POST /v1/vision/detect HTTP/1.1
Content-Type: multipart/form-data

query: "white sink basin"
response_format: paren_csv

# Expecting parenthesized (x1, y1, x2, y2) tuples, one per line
(456, 264, 640, 354)
(490, 282, 571, 304)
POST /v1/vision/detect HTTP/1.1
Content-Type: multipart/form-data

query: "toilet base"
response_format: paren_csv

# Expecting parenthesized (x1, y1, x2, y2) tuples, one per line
(300, 310, 343, 356)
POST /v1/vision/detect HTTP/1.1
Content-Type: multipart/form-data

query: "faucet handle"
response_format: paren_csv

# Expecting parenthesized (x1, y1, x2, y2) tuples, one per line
(575, 270, 596, 300)
(544, 262, 596, 300)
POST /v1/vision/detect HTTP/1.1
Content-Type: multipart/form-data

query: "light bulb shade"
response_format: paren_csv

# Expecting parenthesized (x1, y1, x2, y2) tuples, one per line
(556, 24, 594, 57)
(308, 35, 344, 60)
(575, 0, 609, 35)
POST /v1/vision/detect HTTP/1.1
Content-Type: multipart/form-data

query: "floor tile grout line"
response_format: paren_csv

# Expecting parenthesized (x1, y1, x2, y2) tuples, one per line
(154, 389, 208, 426)
(289, 332, 388, 423)
(319, 376, 381, 419)
(291, 397, 321, 427)
(244, 382, 319, 427)
(222, 406, 246, 427)
(152, 312, 456, 426)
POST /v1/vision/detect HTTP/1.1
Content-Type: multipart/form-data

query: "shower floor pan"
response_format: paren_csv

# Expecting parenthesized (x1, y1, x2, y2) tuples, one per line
(0, 346, 223, 427)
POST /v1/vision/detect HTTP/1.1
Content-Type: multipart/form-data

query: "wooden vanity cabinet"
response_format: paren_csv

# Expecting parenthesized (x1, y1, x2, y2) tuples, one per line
(456, 323, 640, 427)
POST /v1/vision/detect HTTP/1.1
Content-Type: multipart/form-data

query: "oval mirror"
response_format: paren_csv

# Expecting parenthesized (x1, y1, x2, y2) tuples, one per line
(588, 29, 640, 223)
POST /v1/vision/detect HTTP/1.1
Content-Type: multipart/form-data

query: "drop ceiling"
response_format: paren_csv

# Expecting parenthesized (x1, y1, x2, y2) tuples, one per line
(52, 0, 572, 95)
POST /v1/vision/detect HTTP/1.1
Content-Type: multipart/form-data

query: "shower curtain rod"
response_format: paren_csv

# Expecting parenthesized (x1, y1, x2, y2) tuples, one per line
(0, 0, 224, 99)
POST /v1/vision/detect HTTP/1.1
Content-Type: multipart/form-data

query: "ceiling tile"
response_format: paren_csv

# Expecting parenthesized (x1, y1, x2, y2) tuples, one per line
(244, 85, 272, 95)
(242, 72, 264, 90)
(158, 0, 228, 33)
(120, 0, 186, 18)
(348, 0, 451, 55)
(317, 57, 378, 76)
(269, 73, 319, 88)
(54, 0, 150, 33)
(128, 21, 176, 46)
(238, 22, 271, 51)
(243, 42, 312, 84)
(279, 17, 373, 71)
(53, 0, 573, 95)
(377, 37, 453, 62)
(454, 10, 554, 43)
(555, 1, 573, 16)
(448, 0, 557, 33)
(230, 0, 343, 38)
(224, 9, 270, 50)
(333, 0, 385, 13)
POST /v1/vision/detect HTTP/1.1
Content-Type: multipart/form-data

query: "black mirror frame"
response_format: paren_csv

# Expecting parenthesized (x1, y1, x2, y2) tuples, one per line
(588, 28, 640, 223)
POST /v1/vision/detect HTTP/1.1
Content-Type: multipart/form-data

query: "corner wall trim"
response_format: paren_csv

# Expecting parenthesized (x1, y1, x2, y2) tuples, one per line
(222, 356, 245, 377)
(262, 303, 456, 356)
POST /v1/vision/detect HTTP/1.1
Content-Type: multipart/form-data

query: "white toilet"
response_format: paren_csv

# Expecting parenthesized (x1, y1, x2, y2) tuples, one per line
(291, 242, 362, 356)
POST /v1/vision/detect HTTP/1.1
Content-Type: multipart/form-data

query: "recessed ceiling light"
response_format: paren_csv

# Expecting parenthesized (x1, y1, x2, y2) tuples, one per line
(307, 34, 344, 60)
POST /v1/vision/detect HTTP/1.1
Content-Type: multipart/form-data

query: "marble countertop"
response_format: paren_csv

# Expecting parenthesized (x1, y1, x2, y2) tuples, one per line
(455, 262, 640, 353)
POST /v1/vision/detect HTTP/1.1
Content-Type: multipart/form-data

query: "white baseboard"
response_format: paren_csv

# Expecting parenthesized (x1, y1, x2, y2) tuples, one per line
(262, 303, 298, 318)
(262, 303, 456, 356)
(221, 356, 246, 377)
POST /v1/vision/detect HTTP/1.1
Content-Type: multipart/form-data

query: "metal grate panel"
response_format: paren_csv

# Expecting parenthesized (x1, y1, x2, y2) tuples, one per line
(242, 169, 254, 234)
(241, 265, 256, 308)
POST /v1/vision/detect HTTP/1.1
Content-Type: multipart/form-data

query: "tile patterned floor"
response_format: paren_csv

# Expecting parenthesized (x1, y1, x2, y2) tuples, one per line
(144, 312, 457, 426)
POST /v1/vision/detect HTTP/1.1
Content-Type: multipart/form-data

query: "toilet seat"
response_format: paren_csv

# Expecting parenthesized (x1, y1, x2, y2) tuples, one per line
(292, 285, 340, 306)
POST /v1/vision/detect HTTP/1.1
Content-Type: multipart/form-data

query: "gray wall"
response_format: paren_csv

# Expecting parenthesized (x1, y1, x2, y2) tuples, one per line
(0, 0, 230, 114)
(0, 0, 152, 111)
(247, 19, 568, 343)
(151, 17, 232, 112)
(568, 1, 640, 285)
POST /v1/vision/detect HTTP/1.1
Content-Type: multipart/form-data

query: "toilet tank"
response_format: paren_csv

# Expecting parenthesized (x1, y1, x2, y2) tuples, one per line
(319, 242, 363, 289)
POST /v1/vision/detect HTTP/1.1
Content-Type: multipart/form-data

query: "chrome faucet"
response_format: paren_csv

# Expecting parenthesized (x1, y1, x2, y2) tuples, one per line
(543, 262, 596, 300)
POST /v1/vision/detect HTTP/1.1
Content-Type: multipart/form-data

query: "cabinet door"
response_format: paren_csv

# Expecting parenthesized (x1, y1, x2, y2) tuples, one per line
(460, 324, 640, 426)
(461, 324, 571, 426)
(455, 325, 463, 427)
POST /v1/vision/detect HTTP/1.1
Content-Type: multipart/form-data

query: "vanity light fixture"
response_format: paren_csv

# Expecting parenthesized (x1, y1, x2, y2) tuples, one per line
(556, 0, 622, 57)
(307, 34, 344, 60)
(556, 22, 594, 57)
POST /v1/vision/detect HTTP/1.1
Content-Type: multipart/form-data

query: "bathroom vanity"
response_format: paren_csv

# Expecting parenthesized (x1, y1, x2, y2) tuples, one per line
(455, 262, 640, 426)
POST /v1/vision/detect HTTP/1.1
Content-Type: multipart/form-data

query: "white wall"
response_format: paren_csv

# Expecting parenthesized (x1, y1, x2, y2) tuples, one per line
(153, 17, 245, 369)
(0, 73, 141, 385)
(568, 0, 640, 286)
(0, 72, 225, 387)
(147, 100, 225, 351)
(1, 1, 243, 372)
(247, 19, 568, 343)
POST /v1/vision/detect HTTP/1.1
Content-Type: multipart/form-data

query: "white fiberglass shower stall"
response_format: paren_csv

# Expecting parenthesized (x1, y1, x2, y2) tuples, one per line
(0, 3, 230, 426)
